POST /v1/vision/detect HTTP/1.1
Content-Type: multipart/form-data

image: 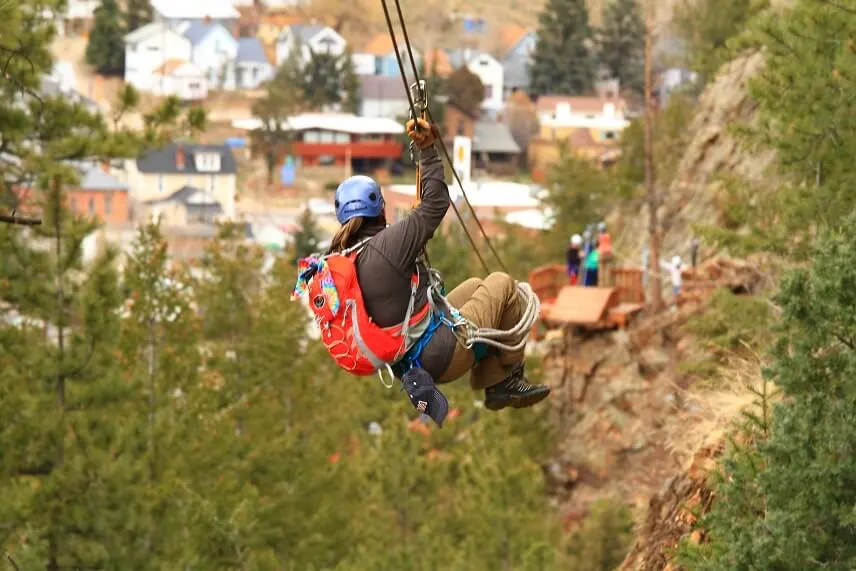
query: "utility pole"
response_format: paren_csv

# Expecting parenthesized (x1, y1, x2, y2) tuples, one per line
(643, 0, 663, 312)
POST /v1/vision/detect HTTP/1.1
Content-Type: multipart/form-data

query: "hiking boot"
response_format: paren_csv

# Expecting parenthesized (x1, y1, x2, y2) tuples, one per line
(484, 364, 551, 411)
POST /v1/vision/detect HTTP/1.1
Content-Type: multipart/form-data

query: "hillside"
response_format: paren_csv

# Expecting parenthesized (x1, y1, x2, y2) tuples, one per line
(612, 52, 774, 264)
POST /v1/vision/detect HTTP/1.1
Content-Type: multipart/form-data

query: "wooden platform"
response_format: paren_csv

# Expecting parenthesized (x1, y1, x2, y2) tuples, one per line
(606, 302, 646, 329)
(544, 286, 620, 325)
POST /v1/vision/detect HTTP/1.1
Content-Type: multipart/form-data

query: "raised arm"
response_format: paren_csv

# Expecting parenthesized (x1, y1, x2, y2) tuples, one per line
(371, 120, 450, 269)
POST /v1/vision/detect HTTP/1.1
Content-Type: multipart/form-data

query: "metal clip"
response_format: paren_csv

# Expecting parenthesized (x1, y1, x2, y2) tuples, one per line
(408, 80, 428, 164)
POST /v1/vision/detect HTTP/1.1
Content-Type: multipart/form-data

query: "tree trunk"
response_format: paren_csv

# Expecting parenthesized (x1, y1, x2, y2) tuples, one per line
(643, 0, 663, 312)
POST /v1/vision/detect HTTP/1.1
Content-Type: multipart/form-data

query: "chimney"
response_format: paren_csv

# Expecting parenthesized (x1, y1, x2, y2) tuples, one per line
(176, 144, 185, 170)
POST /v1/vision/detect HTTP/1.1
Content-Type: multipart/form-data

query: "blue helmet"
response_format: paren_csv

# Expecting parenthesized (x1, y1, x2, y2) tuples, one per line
(334, 175, 385, 224)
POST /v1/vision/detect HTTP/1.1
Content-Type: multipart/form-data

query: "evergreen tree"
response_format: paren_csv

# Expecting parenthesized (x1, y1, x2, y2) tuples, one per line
(530, 0, 596, 96)
(341, 49, 361, 114)
(85, 0, 126, 76)
(598, 0, 644, 94)
(300, 50, 351, 110)
(118, 221, 201, 564)
(293, 207, 322, 261)
(446, 66, 485, 117)
(697, 0, 856, 260)
(564, 499, 634, 570)
(678, 211, 856, 569)
(673, 0, 768, 84)
(125, 0, 153, 34)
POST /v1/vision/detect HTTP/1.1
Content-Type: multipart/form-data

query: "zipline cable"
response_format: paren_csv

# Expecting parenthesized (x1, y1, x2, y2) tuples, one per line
(381, 0, 510, 274)
(379, 0, 492, 274)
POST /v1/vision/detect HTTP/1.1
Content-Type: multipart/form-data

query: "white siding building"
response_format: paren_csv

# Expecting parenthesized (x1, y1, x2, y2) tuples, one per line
(124, 23, 193, 93)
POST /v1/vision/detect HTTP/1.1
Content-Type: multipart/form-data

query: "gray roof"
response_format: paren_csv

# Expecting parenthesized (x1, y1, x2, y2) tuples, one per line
(79, 165, 128, 191)
(136, 143, 237, 175)
(144, 185, 220, 205)
(502, 56, 530, 90)
(183, 21, 227, 46)
(40, 77, 100, 111)
(237, 37, 269, 64)
(360, 75, 407, 100)
(280, 23, 326, 44)
(473, 120, 521, 154)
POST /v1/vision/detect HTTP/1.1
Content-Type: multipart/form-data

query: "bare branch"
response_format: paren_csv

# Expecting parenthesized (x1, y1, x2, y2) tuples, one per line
(6, 552, 21, 571)
(0, 212, 41, 226)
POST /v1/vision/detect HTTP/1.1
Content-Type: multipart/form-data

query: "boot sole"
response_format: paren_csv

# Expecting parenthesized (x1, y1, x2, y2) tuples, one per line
(485, 386, 551, 411)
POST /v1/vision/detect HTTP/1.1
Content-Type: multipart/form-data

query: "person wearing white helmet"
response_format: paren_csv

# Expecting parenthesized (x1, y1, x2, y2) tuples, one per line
(566, 234, 583, 284)
(660, 254, 686, 298)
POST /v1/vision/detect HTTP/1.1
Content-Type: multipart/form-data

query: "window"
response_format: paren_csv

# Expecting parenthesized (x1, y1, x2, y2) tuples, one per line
(194, 152, 222, 172)
(104, 193, 112, 215)
(88, 198, 95, 215)
(335, 132, 350, 144)
(318, 155, 335, 166)
(603, 131, 616, 141)
(158, 174, 164, 193)
(479, 58, 489, 67)
(208, 175, 215, 195)
(251, 66, 259, 81)
(304, 130, 321, 143)
(319, 130, 335, 144)
(484, 84, 493, 99)
(147, 45, 159, 52)
(374, 57, 383, 75)
(457, 122, 465, 136)
(188, 81, 201, 90)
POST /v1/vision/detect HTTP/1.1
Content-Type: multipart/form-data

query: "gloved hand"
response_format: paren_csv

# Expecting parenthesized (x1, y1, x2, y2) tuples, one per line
(406, 118, 439, 149)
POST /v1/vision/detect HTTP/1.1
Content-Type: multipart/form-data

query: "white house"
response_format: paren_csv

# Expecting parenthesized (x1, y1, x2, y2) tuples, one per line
(124, 23, 193, 93)
(151, 60, 208, 100)
(151, 0, 240, 31)
(536, 96, 630, 134)
(466, 52, 504, 114)
(351, 53, 376, 75)
(448, 49, 504, 114)
(275, 24, 347, 66)
(183, 21, 239, 90)
(236, 38, 274, 89)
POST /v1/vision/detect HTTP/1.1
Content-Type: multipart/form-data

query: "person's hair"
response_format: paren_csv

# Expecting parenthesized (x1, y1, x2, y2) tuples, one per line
(328, 215, 384, 253)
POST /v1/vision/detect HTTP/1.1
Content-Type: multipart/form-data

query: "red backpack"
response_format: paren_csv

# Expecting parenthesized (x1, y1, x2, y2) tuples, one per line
(293, 246, 431, 377)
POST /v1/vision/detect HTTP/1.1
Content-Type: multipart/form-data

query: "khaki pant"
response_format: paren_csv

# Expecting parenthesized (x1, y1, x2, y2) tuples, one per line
(438, 272, 527, 390)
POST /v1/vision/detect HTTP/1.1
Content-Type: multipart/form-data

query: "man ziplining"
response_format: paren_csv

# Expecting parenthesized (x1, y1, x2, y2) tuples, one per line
(292, 118, 549, 426)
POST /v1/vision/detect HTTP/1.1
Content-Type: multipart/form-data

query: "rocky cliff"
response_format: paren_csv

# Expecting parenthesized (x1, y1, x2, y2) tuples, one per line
(613, 52, 775, 265)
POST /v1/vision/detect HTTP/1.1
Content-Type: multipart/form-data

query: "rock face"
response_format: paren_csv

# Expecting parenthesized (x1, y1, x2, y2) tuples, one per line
(618, 441, 722, 571)
(614, 52, 775, 264)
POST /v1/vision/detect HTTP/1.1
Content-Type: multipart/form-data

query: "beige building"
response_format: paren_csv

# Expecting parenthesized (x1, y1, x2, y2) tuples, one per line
(123, 142, 238, 226)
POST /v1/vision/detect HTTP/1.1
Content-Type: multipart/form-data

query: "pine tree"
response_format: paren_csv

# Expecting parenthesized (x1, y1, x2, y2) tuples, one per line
(125, 0, 153, 34)
(598, 0, 644, 94)
(341, 49, 362, 114)
(564, 499, 634, 569)
(293, 207, 321, 261)
(672, 0, 768, 84)
(0, 1, 206, 566)
(85, 0, 126, 76)
(530, 0, 596, 96)
(696, 0, 856, 260)
(678, 211, 856, 569)
(300, 50, 353, 110)
(118, 221, 201, 565)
